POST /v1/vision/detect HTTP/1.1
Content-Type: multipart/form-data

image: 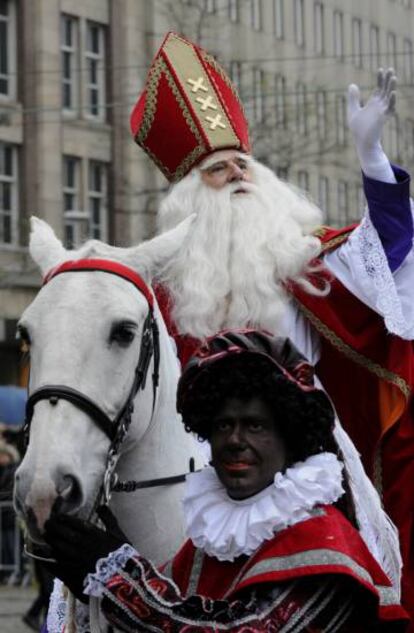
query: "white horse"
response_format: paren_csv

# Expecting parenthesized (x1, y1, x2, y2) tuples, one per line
(14, 217, 205, 572)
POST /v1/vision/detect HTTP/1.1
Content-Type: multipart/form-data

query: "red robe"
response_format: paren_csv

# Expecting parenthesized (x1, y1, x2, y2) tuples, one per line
(154, 225, 414, 620)
(99, 505, 408, 631)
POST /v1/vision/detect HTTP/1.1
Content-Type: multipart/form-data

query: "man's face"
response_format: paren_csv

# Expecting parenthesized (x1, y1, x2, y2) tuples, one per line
(210, 397, 287, 500)
(200, 150, 252, 191)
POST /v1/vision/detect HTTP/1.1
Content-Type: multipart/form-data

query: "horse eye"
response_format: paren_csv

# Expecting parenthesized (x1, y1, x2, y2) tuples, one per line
(110, 323, 136, 346)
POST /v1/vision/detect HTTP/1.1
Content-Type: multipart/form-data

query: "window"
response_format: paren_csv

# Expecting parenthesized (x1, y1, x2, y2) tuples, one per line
(369, 25, 380, 71)
(296, 82, 307, 135)
(85, 21, 106, 120)
(275, 74, 287, 129)
(405, 119, 414, 161)
(316, 90, 327, 141)
(318, 176, 330, 220)
(337, 180, 349, 224)
(61, 14, 79, 113)
(253, 68, 265, 123)
(385, 115, 399, 160)
(63, 156, 82, 248)
(228, 0, 239, 23)
(60, 14, 106, 120)
(63, 156, 108, 247)
(403, 39, 413, 82)
(387, 32, 397, 71)
(298, 170, 309, 192)
(294, 0, 305, 48)
(88, 161, 108, 240)
(0, 142, 18, 245)
(250, 0, 262, 30)
(313, 2, 324, 54)
(274, 0, 284, 38)
(352, 18, 363, 68)
(333, 11, 344, 59)
(205, 0, 216, 13)
(229, 61, 242, 95)
(335, 96, 347, 146)
(277, 166, 289, 180)
(0, 0, 16, 99)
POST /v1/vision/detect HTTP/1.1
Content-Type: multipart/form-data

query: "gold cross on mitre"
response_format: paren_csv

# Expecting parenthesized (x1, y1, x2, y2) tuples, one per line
(196, 95, 217, 111)
(187, 76, 209, 93)
(205, 113, 226, 130)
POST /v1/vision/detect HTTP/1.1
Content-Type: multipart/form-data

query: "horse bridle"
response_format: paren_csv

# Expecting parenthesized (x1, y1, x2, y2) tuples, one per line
(24, 259, 194, 514)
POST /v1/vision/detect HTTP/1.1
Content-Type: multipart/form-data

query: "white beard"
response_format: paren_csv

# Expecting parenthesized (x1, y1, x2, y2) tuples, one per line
(156, 159, 327, 340)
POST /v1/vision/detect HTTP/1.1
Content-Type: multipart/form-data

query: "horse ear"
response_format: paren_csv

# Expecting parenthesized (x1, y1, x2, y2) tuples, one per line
(29, 216, 68, 275)
(124, 214, 195, 278)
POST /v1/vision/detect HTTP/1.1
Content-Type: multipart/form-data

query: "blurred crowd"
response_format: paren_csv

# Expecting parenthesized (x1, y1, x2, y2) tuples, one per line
(0, 423, 53, 631)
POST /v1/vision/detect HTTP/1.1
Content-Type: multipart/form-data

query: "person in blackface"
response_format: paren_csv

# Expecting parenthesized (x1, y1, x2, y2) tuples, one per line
(44, 331, 409, 631)
(129, 33, 414, 615)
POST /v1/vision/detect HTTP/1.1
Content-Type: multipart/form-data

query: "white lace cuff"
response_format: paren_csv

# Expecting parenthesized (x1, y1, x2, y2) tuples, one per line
(354, 213, 408, 336)
(84, 543, 137, 598)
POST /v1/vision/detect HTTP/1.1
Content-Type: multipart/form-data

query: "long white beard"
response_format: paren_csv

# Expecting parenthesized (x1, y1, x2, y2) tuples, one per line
(157, 160, 327, 340)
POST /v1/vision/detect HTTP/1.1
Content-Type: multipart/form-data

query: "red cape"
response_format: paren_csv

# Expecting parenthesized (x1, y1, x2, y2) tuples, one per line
(167, 505, 408, 625)
(154, 225, 414, 618)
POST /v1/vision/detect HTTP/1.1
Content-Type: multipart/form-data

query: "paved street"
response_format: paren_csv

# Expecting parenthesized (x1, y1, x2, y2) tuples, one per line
(0, 585, 38, 633)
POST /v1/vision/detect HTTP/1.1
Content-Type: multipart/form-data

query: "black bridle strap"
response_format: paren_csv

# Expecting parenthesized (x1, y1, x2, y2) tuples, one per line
(25, 385, 116, 442)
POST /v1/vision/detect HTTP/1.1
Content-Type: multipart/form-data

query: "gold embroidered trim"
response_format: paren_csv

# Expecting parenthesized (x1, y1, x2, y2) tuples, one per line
(163, 35, 239, 150)
(241, 549, 399, 606)
(295, 301, 411, 399)
(312, 225, 355, 252)
(186, 547, 204, 598)
(201, 51, 244, 109)
(136, 57, 165, 145)
(200, 50, 248, 144)
(135, 56, 207, 182)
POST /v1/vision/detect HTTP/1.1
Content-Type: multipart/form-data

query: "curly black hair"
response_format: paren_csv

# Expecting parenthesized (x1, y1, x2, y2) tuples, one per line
(181, 354, 338, 465)
(181, 353, 357, 525)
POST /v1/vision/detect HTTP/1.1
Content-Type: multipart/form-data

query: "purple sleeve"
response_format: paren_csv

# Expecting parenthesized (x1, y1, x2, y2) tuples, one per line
(363, 164, 413, 272)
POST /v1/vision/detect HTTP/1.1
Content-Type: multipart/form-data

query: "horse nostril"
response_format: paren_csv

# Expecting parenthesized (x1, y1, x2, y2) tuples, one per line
(56, 475, 83, 514)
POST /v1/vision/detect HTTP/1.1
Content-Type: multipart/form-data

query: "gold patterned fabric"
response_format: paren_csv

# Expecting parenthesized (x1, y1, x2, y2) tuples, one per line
(130, 32, 250, 182)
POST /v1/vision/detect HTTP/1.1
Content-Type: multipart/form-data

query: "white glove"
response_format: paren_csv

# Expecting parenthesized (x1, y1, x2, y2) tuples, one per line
(347, 68, 397, 183)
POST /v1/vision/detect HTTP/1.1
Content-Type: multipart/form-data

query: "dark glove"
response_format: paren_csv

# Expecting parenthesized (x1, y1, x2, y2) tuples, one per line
(44, 506, 129, 603)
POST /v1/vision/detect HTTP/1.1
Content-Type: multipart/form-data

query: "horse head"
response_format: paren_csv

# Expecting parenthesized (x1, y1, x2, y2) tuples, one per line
(14, 216, 201, 562)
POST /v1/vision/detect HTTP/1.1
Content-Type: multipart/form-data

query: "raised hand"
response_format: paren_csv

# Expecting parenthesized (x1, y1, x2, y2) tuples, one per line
(347, 68, 396, 151)
(347, 68, 397, 182)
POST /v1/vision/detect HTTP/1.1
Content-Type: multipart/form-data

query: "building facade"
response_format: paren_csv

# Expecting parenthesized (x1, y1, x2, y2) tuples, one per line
(1, 0, 413, 385)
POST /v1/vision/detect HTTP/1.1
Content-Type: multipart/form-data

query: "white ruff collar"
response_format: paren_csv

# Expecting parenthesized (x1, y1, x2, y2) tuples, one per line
(183, 452, 344, 561)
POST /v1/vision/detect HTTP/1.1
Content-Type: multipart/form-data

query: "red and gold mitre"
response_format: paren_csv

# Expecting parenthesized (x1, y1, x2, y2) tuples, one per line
(130, 32, 250, 182)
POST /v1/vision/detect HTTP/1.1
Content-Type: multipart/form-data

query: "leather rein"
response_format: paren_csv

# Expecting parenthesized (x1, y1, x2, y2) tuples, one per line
(24, 259, 193, 509)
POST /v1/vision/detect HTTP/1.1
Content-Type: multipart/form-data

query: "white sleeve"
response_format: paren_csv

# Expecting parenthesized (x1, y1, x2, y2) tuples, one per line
(324, 212, 414, 340)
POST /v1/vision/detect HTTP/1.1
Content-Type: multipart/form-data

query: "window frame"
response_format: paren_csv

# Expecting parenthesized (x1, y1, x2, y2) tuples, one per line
(333, 10, 344, 60)
(352, 18, 363, 68)
(84, 20, 106, 121)
(273, 0, 284, 39)
(251, 0, 262, 31)
(88, 160, 108, 242)
(228, 0, 240, 23)
(369, 24, 380, 71)
(294, 0, 305, 48)
(313, 1, 325, 55)
(61, 14, 79, 115)
(0, 0, 17, 101)
(0, 142, 18, 247)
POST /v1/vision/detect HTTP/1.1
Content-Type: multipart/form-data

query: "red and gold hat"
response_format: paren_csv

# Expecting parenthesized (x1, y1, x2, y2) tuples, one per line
(130, 32, 251, 182)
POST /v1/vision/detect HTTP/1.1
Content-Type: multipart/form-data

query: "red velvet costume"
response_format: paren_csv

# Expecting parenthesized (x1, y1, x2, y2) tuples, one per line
(97, 505, 407, 631)
(154, 225, 414, 620)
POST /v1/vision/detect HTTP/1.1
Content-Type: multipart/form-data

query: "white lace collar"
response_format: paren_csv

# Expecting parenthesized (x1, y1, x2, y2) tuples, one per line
(183, 452, 344, 562)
